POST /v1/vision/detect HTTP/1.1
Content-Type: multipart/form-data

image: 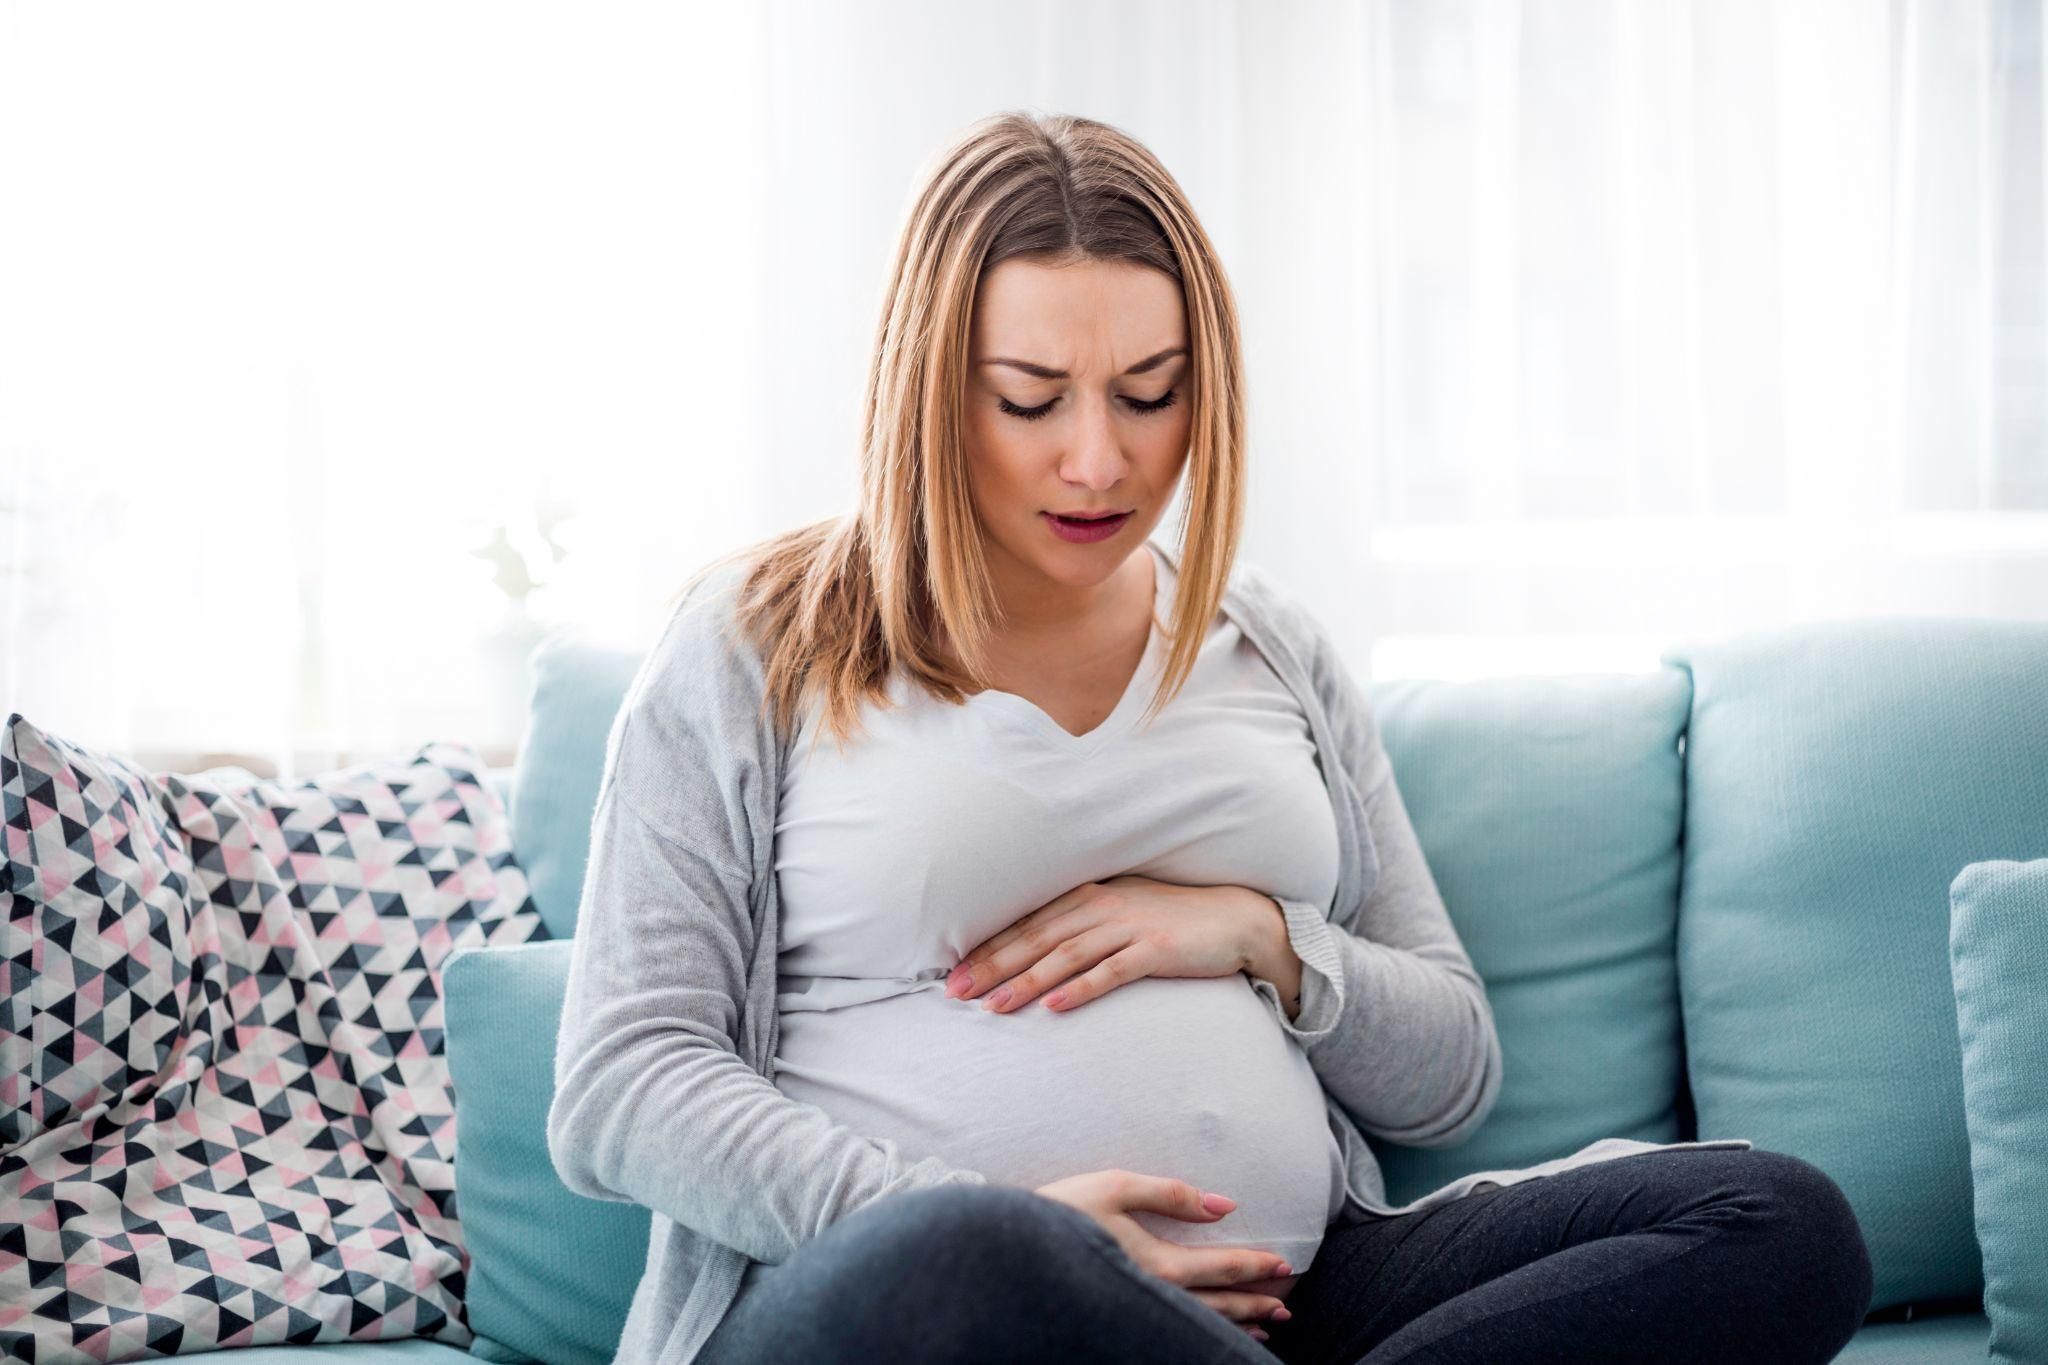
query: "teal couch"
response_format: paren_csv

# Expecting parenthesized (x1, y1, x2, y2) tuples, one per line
(195, 616, 2048, 1364)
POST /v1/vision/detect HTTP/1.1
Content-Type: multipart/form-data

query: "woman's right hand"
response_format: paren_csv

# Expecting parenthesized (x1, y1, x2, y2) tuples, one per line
(1033, 1170, 1299, 1342)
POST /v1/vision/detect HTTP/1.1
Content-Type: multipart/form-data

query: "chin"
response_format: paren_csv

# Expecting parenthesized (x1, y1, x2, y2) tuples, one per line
(1030, 543, 1132, 585)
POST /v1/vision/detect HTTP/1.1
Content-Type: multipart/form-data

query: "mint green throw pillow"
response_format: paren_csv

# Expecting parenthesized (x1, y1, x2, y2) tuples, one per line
(1949, 858, 2048, 1365)
(1665, 617, 2048, 1311)
(444, 940, 646, 1365)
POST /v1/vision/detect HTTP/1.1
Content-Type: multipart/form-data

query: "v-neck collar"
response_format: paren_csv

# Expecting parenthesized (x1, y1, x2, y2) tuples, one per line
(966, 540, 1171, 758)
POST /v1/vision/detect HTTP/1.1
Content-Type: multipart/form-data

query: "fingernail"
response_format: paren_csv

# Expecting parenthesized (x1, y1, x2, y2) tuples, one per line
(945, 964, 969, 997)
(1249, 1327, 1269, 1342)
(1274, 1261, 1292, 1276)
(1270, 1306, 1292, 1322)
(1201, 1191, 1235, 1213)
(984, 985, 1012, 1010)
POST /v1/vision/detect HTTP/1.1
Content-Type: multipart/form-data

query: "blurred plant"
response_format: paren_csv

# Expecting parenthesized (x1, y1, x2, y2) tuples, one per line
(470, 491, 576, 614)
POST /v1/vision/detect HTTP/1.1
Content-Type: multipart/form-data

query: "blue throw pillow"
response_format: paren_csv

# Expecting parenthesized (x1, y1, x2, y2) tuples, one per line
(1949, 857, 2048, 1365)
(444, 939, 648, 1365)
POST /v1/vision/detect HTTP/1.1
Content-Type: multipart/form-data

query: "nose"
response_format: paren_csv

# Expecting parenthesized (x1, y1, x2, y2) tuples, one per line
(1057, 395, 1130, 492)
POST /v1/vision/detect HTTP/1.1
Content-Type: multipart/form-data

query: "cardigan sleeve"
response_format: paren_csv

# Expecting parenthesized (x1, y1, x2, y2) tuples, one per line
(544, 584, 990, 1266)
(1243, 616, 1503, 1150)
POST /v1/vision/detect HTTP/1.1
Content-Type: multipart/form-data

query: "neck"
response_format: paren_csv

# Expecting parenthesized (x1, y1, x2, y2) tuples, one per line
(984, 541, 1154, 642)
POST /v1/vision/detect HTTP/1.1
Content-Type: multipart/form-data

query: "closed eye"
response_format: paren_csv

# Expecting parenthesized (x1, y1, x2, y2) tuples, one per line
(998, 389, 1180, 422)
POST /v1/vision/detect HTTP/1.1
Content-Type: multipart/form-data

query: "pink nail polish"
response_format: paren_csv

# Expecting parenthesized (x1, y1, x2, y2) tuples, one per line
(985, 985, 1012, 1010)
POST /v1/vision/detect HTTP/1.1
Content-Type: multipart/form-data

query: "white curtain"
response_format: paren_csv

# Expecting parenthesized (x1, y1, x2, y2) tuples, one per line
(3, 0, 2042, 775)
(1355, 0, 2048, 682)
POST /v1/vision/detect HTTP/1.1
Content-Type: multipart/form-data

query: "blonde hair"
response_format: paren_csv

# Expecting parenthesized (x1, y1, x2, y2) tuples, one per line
(677, 109, 1248, 755)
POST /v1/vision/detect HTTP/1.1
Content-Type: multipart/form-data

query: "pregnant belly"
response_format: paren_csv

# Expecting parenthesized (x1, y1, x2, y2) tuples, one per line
(771, 973, 1349, 1272)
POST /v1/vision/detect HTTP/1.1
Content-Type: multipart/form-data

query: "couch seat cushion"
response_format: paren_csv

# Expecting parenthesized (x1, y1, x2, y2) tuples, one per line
(444, 939, 645, 1365)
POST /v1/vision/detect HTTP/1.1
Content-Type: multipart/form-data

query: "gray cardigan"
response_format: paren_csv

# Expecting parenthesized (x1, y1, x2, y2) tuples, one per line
(546, 537, 1750, 1365)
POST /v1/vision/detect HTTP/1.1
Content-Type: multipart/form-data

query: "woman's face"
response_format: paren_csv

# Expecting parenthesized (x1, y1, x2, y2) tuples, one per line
(962, 255, 1193, 621)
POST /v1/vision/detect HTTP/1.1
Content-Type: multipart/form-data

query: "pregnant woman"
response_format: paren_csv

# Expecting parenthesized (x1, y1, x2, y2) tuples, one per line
(548, 111, 1874, 1365)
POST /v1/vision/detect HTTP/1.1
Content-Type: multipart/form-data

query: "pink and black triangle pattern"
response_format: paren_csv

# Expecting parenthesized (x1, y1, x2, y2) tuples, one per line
(1, 716, 550, 1363)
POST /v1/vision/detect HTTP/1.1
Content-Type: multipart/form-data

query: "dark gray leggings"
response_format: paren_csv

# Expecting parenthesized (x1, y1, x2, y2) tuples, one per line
(697, 1147, 1875, 1364)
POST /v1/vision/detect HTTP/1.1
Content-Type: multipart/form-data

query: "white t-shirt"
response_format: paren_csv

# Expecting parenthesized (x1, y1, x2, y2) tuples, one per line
(767, 538, 1348, 1271)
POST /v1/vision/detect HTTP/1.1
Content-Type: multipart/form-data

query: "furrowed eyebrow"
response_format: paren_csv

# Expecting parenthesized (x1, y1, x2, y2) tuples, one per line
(978, 346, 1188, 379)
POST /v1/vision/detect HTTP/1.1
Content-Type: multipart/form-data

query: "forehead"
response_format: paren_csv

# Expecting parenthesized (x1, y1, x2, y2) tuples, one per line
(970, 257, 1186, 363)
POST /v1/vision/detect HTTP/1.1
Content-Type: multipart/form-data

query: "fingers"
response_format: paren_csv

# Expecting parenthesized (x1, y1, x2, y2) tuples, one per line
(1088, 1170, 1294, 1318)
(1235, 1273, 1302, 1300)
(1102, 1173, 1293, 1278)
(1167, 1243, 1294, 1291)
(1040, 943, 1152, 1011)
(1186, 1286, 1292, 1326)
(1114, 1172, 1237, 1223)
(946, 887, 1102, 998)
(971, 923, 1133, 1013)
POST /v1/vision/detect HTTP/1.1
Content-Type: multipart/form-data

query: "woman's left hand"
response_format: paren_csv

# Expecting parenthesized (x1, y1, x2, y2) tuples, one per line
(944, 875, 1282, 1013)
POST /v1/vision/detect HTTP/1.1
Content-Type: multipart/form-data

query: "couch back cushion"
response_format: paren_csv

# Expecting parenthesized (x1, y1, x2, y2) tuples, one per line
(444, 939, 646, 1365)
(510, 632, 643, 938)
(1367, 671, 1696, 1204)
(1663, 618, 2048, 1312)
(1949, 857, 2048, 1365)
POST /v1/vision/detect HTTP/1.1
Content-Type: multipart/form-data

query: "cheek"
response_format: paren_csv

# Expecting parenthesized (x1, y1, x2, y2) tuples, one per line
(964, 422, 1036, 498)
(1145, 409, 1196, 473)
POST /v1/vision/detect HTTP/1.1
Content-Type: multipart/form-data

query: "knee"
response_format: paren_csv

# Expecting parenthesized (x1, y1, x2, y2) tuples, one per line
(1732, 1151, 1875, 1344)
(1740, 1151, 1870, 1266)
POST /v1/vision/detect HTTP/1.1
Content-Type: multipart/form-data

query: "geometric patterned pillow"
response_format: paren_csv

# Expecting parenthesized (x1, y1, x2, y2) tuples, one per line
(1, 721, 198, 1151)
(0, 714, 549, 1362)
